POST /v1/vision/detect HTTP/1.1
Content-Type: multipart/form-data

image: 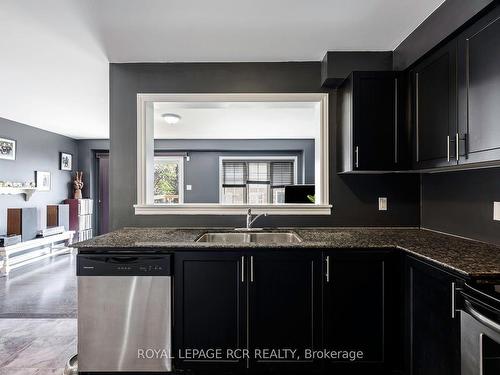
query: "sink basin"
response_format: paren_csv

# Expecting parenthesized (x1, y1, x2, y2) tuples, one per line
(196, 232, 302, 244)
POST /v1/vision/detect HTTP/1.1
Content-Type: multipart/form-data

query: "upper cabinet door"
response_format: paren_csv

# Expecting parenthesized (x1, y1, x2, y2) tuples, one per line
(352, 72, 399, 171)
(337, 72, 400, 173)
(458, 5, 500, 165)
(412, 41, 458, 169)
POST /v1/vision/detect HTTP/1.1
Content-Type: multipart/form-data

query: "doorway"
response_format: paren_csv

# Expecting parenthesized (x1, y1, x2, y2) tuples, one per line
(96, 152, 109, 235)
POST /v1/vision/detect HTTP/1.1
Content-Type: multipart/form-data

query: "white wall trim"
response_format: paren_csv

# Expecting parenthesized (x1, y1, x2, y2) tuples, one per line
(136, 93, 330, 215)
(134, 204, 332, 215)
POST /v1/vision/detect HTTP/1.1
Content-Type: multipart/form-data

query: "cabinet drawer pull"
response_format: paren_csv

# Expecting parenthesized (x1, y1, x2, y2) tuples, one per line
(326, 256, 330, 283)
(355, 146, 359, 168)
(447, 135, 450, 162)
(241, 256, 245, 283)
(451, 282, 456, 319)
(456, 133, 460, 161)
(394, 78, 398, 164)
(250, 256, 254, 283)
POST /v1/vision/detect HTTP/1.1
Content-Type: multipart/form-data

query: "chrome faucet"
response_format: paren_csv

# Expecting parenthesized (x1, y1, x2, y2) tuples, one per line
(244, 208, 268, 231)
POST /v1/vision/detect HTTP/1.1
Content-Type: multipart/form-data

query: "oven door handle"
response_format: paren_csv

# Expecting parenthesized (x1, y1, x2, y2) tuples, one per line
(464, 300, 500, 334)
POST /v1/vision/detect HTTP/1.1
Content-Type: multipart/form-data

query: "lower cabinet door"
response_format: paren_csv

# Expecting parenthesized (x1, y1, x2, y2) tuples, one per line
(248, 251, 322, 373)
(323, 250, 397, 375)
(405, 256, 461, 375)
(174, 252, 246, 374)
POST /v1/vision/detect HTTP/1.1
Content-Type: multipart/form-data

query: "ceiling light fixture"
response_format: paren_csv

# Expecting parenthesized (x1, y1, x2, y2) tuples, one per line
(162, 113, 181, 125)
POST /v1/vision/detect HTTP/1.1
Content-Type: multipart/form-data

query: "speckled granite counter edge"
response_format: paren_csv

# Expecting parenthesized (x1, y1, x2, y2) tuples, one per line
(72, 227, 500, 280)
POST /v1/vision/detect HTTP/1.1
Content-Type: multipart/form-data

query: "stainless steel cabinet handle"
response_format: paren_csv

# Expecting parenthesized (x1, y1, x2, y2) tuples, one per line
(394, 78, 398, 164)
(241, 256, 245, 283)
(325, 256, 330, 283)
(415, 73, 420, 162)
(456, 133, 460, 161)
(250, 256, 254, 283)
(447, 135, 450, 162)
(355, 146, 359, 168)
(451, 282, 456, 319)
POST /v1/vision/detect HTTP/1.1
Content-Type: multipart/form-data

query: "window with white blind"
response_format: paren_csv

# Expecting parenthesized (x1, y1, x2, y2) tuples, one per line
(220, 157, 297, 204)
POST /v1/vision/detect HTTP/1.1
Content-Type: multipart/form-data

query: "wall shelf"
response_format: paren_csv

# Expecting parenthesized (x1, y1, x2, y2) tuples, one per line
(0, 187, 37, 201)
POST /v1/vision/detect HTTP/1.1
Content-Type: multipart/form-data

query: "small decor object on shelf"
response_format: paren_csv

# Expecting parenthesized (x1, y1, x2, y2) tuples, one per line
(60, 152, 73, 171)
(0, 137, 16, 161)
(35, 171, 51, 191)
(73, 171, 84, 199)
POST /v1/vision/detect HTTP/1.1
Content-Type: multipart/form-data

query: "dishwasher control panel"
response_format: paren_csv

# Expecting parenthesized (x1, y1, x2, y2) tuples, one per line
(77, 254, 172, 276)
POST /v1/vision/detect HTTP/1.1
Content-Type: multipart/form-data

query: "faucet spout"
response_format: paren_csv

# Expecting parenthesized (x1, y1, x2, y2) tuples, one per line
(244, 208, 268, 230)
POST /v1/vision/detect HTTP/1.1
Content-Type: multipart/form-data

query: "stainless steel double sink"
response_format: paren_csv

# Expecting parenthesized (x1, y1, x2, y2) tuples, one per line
(196, 231, 302, 244)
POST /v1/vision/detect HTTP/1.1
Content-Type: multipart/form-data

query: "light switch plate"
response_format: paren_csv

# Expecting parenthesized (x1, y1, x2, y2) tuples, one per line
(186, 185, 192, 191)
(378, 197, 388, 211)
(494, 202, 500, 221)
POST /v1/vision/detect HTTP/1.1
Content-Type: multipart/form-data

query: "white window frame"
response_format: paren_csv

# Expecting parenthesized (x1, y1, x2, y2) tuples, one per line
(135, 93, 331, 215)
(219, 156, 298, 204)
(154, 155, 184, 204)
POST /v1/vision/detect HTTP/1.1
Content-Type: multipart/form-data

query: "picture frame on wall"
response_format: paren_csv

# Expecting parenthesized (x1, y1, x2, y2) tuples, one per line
(60, 152, 73, 171)
(0, 137, 16, 161)
(35, 171, 51, 191)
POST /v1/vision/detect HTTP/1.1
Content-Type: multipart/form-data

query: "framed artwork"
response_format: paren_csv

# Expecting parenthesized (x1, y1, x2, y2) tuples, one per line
(0, 137, 16, 160)
(60, 152, 73, 171)
(35, 171, 51, 191)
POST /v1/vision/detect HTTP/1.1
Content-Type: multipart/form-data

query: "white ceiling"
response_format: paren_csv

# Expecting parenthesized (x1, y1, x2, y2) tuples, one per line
(0, 0, 445, 139)
(153, 102, 319, 139)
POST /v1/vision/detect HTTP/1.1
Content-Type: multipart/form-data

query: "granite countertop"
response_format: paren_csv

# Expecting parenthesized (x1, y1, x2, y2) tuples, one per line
(73, 227, 500, 280)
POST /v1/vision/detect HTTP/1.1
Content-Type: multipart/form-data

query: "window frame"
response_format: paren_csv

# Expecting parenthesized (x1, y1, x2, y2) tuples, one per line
(219, 156, 298, 204)
(135, 93, 331, 215)
(153, 155, 185, 204)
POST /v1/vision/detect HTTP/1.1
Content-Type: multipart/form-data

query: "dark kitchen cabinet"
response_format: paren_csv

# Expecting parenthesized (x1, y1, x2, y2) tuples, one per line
(174, 252, 246, 373)
(248, 251, 322, 373)
(323, 250, 398, 375)
(404, 256, 462, 375)
(337, 71, 401, 172)
(411, 40, 458, 169)
(174, 250, 322, 374)
(457, 5, 500, 165)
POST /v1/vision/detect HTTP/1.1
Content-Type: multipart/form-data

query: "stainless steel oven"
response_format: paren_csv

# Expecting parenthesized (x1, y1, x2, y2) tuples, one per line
(459, 283, 500, 375)
(77, 253, 172, 373)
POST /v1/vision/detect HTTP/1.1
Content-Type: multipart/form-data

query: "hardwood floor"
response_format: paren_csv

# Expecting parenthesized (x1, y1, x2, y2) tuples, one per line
(0, 253, 77, 373)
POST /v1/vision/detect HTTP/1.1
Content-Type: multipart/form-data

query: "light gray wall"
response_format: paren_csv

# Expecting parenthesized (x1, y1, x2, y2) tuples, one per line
(109, 62, 420, 230)
(0, 117, 78, 234)
(155, 139, 315, 203)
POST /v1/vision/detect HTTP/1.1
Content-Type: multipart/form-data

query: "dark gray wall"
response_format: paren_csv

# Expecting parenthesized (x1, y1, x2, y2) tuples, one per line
(0, 117, 78, 234)
(321, 51, 393, 86)
(110, 62, 420, 230)
(155, 139, 314, 203)
(393, 0, 495, 70)
(421, 168, 500, 245)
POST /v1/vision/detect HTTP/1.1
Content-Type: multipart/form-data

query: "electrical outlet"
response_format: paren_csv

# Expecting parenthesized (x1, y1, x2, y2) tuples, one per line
(494, 202, 500, 221)
(186, 185, 192, 191)
(378, 197, 387, 211)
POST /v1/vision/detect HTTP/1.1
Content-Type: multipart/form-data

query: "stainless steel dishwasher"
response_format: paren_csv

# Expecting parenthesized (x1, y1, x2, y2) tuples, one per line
(77, 253, 172, 373)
